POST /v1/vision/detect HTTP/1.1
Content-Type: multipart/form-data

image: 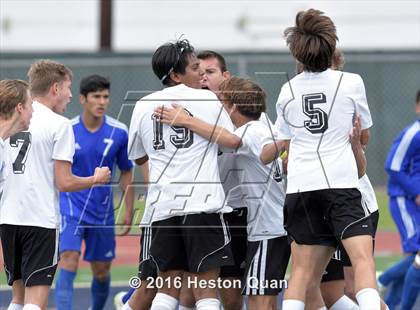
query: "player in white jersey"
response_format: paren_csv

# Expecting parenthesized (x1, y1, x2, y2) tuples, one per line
(155, 76, 290, 310)
(0, 80, 33, 195)
(275, 9, 380, 310)
(0, 60, 110, 310)
(127, 39, 236, 310)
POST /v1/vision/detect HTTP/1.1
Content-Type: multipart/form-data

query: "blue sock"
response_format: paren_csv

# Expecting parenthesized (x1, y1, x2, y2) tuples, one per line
(385, 278, 404, 309)
(401, 264, 420, 310)
(122, 287, 136, 304)
(378, 254, 415, 286)
(91, 276, 111, 310)
(54, 269, 76, 310)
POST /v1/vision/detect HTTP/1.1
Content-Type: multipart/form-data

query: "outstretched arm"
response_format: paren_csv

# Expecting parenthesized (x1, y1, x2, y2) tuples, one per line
(260, 140, 286, 165)
(154, 103, 242, 149)
(350, 115, 367, 178)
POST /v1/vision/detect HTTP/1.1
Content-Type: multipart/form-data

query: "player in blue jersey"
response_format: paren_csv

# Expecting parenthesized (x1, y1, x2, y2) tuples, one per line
(379, 90, 420, 310)
(55, 75, 134, 310)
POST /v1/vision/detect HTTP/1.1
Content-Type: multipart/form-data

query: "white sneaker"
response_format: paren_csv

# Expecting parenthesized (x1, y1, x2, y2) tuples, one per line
(114, 291, 127, 310)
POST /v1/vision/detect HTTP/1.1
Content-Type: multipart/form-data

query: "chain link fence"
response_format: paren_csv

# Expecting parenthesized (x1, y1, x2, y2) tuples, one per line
(1, 51, 419, 187)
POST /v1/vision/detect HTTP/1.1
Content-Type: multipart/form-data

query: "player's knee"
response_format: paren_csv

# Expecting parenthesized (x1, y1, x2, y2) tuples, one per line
(221, 296, 243, 310)
(59, 251, 80, 271)
(92, 268, 110, 281)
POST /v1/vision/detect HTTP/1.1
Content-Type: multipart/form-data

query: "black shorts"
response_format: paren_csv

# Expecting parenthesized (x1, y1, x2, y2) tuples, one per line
(242, 236, 290, 296)
(149, 213, 234, 273)
(138, 226, 157, 281)
(322, 210, 380, 282)
(284, 189, 375, 247)
(220, 208, 247, 278)
(0, 224, 59, 286)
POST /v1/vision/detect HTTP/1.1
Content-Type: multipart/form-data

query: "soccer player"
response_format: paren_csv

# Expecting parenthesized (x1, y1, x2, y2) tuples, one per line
(276, 9, 380, 310)
(54, 75, 134, 310)
(379, 90, 420, 309)
(154, 76, 290, 310)
(0, 79, 33, 194)
(127, 38, 235, 310)
(0, 60, 110, 310)
(198, 50, 247, 310)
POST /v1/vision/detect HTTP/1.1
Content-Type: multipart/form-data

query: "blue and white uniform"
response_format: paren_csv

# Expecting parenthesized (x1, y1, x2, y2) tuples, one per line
(385, 119, 420, 253)
(59, 115, 133, 261)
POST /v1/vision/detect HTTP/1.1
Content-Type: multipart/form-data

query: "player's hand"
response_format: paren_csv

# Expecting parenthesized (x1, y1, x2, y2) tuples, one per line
(93, 167, 111, 184)
(350, 115, 362, 149)
(154, 103, 191, 126)
(416, 194, 420, 207)
(117, 210, 133, 236)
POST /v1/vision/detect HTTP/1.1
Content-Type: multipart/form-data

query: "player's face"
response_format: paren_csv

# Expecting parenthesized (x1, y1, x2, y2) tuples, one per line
(17, 90, 33, 131)
(200, 58, 229, 92)
(81, 89, 110, 118)
(53, 78, 72, 114)
(175, 54, 204, 89)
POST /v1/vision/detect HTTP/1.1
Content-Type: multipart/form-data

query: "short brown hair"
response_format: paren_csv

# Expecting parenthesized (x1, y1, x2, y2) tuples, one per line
(27, 59, 73, 97)
(219, 76, 266, 120)
(0, 79, 30, 119)
(332, 49, 345, 70)
(284, 9, 338, 72)
(197, 50, 227, 72)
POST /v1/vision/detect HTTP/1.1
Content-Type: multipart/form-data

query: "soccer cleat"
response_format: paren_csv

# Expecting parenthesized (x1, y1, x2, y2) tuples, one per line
(114, 291, 127, 310)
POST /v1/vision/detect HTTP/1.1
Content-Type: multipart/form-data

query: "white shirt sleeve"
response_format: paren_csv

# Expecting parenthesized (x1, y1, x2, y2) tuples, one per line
(235, 123, 274, 161)
(128, 101, 147, 160)
(352, 74, 373, 130)
(275, 85, 293, 140)
(52, 120, 75, 163)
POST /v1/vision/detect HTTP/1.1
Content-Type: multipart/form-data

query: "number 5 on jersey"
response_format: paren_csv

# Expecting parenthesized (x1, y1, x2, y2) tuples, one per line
(302, 93, 328, 134)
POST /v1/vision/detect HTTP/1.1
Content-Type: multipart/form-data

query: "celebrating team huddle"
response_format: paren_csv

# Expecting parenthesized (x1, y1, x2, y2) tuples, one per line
(2, 8, 416, 310)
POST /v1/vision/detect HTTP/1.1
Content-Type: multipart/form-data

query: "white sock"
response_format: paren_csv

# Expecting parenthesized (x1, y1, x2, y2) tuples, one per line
(355, 288, 380, 310)
(282, 299, 305, 310)
(7, 303, 23, 310)
(121, 301, 133, 310)
(22, 305, 41, 310)
(151, 292, 178, 310)
(330, 295, 359, 310)
(317, 307, 327, 310)
(196, 298, 220, 310)
(179, 305, 194, 310)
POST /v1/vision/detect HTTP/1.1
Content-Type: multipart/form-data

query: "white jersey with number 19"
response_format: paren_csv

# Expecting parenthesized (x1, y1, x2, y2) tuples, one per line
(0, 101, 75, 229)
(275, 69, 372, 194)
(128, 84, 235, 225)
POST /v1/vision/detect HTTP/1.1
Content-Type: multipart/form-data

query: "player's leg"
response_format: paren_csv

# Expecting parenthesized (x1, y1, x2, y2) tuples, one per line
(244, 237, 290, 310)
(378, 197, 416, 299)
(21, 226, 59, 309)
(179, 273, 196, 310)
(1, 225, 25, 309)
(149, 217, 187, 310)
(319, 255, 349, 308)
(401, 251, 420, 310)
(219, 208, 247, 310)
(119, 227, 158, 310)
(281, 191, 336, 310)
(86, 226, 116, 310)
(55, 216, 82, 310)
(183, 213, 234, 310)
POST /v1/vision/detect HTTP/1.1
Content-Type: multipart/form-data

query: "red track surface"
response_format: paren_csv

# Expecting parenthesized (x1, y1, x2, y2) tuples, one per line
(0, 231, 403, 269)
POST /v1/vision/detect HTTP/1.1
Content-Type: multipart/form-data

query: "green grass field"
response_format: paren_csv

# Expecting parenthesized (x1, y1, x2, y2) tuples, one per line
(0, 188, 400, 287)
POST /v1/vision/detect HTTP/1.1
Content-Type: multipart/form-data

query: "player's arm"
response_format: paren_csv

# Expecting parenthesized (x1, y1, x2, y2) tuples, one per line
(54, 160, 110, 192)
(118, 169, 134, 235)
(385, 133, 420, 199)
(155, 103, 242, 149)
(260, 140, 286, 165)
(350, 115, 367, 178)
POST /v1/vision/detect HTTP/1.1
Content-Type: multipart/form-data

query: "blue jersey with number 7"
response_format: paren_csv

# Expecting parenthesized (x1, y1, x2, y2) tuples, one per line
(59, 115, 133, 225)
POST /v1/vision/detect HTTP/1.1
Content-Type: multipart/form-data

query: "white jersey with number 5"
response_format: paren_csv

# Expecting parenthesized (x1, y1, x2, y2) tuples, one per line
(275, 69, 372, 193)
(0, 101, 75, 228)
(128, 84, 234, 224)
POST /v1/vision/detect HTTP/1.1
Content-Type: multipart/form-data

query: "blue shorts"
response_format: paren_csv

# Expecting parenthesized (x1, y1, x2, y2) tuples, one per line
(389, 196, 420, 253)
(59, 215, 116, 262)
